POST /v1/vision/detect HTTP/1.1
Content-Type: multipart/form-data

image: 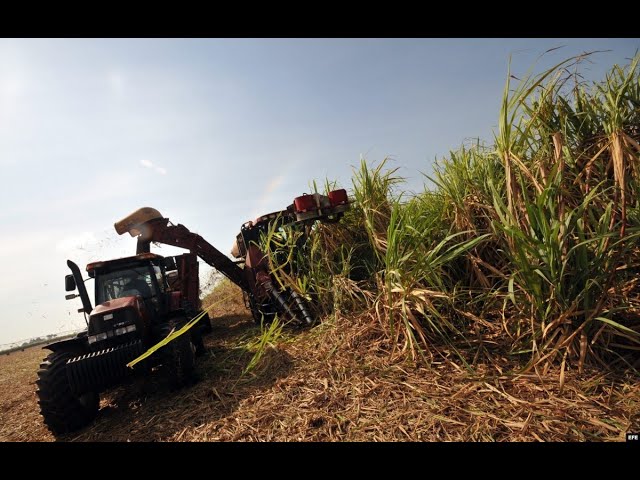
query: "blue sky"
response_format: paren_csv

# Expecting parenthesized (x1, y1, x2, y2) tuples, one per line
(0, 38, 637, 346)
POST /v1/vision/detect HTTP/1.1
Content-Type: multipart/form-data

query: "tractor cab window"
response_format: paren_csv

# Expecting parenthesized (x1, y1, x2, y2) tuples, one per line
(96, 268, 157, 304)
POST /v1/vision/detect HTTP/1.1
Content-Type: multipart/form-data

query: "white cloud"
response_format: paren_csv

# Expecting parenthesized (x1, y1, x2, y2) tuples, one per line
(139, 158, 167, 175)
(0, 231, 52, 257)
(0, 170, 139, 221)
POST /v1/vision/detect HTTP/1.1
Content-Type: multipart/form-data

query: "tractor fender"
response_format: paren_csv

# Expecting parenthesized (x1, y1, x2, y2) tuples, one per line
(43, 338, 87, 353)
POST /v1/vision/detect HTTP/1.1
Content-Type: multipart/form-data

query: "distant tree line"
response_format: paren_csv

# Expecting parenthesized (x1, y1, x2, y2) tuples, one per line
(1, 332, 78, 355)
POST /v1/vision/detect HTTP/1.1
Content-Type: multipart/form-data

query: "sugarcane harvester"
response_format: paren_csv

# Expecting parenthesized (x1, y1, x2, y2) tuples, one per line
(117, 188, 350, 326)
(36, 189, 349, 435)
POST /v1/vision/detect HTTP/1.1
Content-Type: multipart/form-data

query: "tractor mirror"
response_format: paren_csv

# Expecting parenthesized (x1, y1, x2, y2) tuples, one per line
(65, 274, 77, 292)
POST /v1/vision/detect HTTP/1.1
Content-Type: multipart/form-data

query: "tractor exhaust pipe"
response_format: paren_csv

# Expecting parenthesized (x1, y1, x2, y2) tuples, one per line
(67, 260, 92, 314)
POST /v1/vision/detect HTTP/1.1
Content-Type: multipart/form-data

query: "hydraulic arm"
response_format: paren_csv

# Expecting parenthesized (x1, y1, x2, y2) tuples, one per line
(114, 189, 349, 326)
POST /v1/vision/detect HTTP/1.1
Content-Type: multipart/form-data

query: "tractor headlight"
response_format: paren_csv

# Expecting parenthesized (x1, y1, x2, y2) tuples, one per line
(88, 332, 110, 344)
(115, 324, 136, 336)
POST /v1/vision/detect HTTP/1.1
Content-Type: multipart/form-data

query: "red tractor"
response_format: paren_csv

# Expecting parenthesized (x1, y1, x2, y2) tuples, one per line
(37, 190, 349, 435)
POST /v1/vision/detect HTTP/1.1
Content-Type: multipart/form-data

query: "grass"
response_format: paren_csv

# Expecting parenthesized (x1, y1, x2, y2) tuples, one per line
(270, 52, 640, 379)
(242, 316, 284, 376)
(2, 305, 639, 442)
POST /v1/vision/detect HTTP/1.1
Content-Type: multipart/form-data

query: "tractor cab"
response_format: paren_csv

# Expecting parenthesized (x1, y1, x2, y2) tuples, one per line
(65, 253, 170, 348)
(63, 252, 203, 351)
(87, 252, 168, 317)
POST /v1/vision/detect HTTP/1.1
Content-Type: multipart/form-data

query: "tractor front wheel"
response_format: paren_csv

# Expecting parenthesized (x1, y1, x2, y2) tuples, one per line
(36, 349, 99, 436)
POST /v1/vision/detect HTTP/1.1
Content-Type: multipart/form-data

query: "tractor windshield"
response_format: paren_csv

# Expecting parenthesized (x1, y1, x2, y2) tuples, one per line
(96, 267, 157, 304)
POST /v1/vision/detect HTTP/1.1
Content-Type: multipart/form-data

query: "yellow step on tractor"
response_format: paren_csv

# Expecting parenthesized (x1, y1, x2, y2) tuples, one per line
(37, 190, 349, 435)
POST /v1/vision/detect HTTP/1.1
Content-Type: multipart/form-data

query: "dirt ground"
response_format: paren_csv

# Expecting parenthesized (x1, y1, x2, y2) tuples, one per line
(1, 294, 639, 442)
